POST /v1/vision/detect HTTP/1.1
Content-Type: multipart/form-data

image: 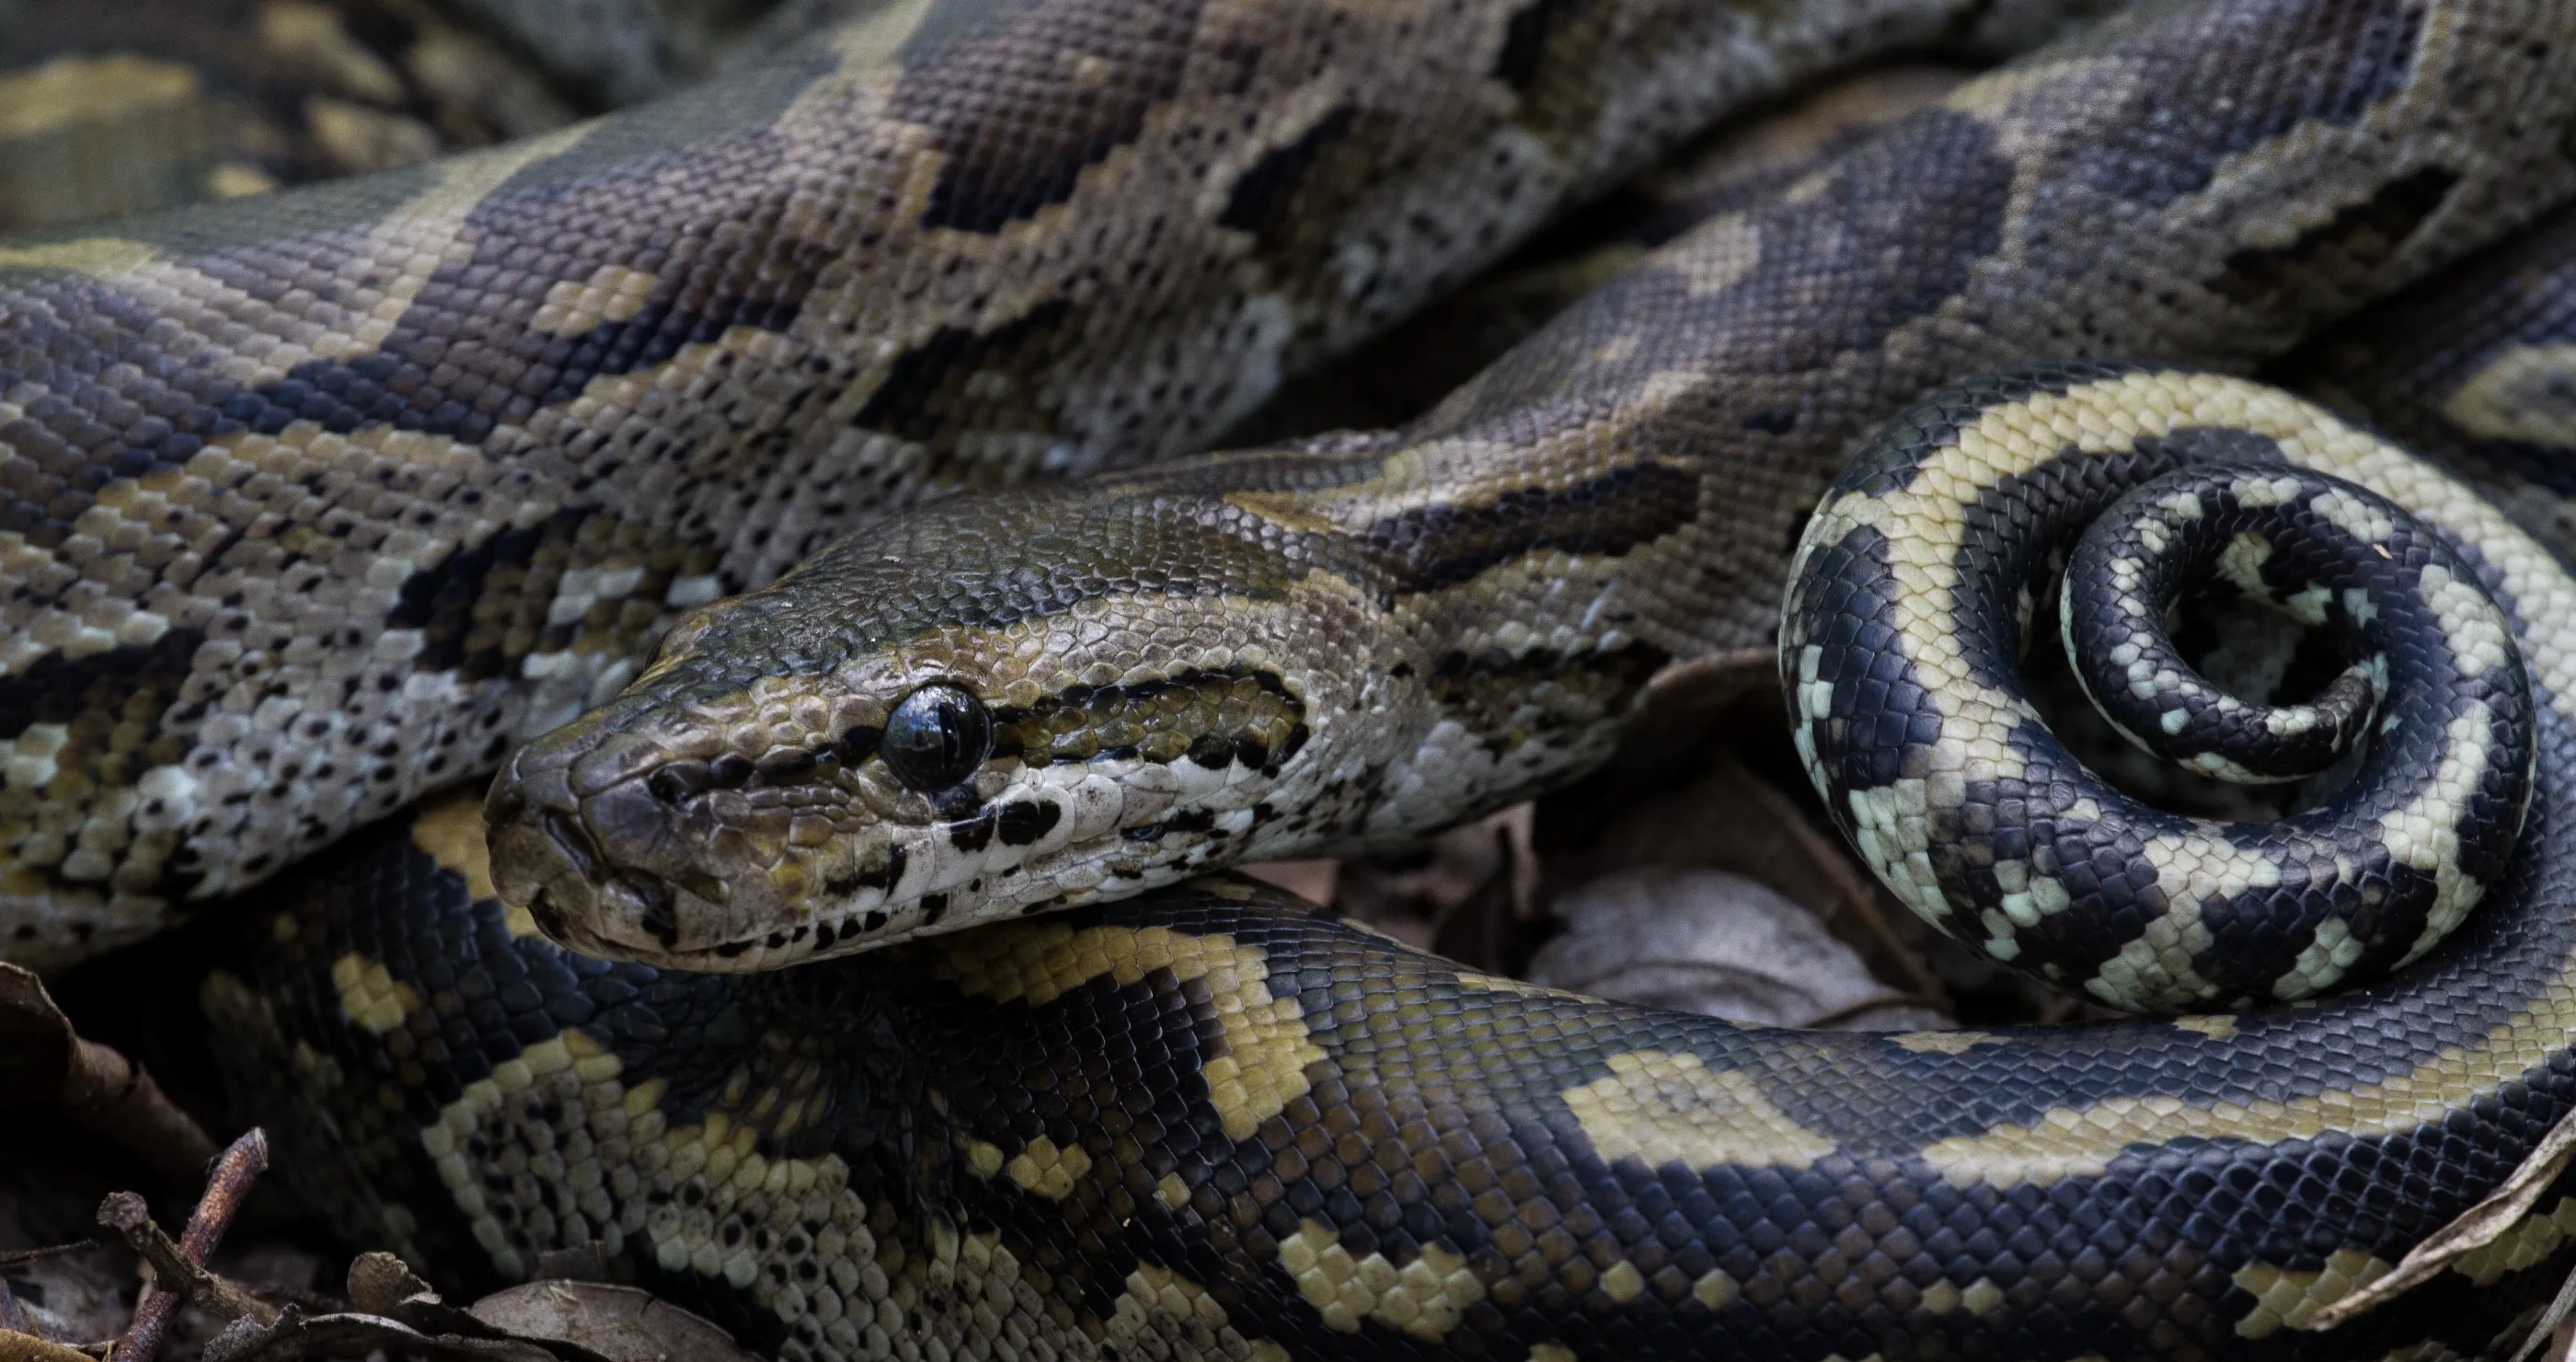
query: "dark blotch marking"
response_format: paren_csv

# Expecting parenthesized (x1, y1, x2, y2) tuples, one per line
(995, 801, 1061, 846)
(648, 764, 713, 803)
(1492, 0, 1592, 89)
(389, 507, 592, 678)
(830, 845, 907, 898)
(1265, 722, 1310, 775)
(850, 299, 1075, 445)
(2069, 0, 2423, 209)
(1361, 461, 1697, 595)
(1213, 106, 1386, 275)
(2210, 166, 2460, 307)
(887, 0, 1211, 233)
(835, 725, 884, 765)
(1184, 733, 1235, 770)
(947, 814, 996, 854)
(0, 629, 203, 792)
(1123, 809, 1214, 842)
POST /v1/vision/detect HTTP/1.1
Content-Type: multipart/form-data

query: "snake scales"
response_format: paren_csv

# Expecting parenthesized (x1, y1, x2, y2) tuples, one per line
(10, 0, 2576, 1356)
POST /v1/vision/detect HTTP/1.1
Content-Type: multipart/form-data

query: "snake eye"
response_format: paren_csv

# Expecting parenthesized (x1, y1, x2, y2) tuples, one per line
(882, 683, 994, 791)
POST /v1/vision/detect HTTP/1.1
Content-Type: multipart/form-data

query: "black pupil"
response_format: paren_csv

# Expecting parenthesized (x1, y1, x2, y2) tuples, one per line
(882, 684, 993, 791)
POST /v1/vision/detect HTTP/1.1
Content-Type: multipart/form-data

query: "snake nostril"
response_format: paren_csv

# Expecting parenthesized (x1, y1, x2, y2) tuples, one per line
(541, 809, 604, 881)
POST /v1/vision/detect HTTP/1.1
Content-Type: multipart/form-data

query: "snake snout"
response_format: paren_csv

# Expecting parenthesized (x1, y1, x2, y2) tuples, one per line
(487, 729, 742, 963)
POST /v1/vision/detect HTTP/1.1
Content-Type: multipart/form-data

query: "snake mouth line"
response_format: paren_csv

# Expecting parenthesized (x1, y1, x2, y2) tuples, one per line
(482, 659, 1318, 966)
(487, 725, 1307, 970)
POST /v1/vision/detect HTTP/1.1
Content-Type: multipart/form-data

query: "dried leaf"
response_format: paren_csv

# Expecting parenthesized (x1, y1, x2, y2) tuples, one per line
(200, 1307, 558, 1362)
(1525, 868, 1948, 1029)
(0, 1156, 132, 1345)
(469, 1283, 755, 1362)
(1334, 807, 1538, 964)
(2312, 1105, 2576, 1330)
(0, 1327, 98, 1362)
(1546, 753, 1943, 1003)
(1586, 649, 1777, 796)
(343, 1252, 436, 1318)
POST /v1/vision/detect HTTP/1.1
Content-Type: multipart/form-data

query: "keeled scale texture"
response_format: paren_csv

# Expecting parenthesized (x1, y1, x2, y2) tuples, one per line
(489, 0, 2576, 972)
(2, 0, 2028, 965)
(209, 810, 2576, 1359)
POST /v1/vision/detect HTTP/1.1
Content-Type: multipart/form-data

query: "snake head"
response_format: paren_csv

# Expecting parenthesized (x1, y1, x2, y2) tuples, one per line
(483, 486, 1344, 970)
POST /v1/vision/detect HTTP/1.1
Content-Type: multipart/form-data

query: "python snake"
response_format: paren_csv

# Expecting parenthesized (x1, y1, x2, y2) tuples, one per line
(0, 0, 2076, 965)
(8, 0, 2576, 1356)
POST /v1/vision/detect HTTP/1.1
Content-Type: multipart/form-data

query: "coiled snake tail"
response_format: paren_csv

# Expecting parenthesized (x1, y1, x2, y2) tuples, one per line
(1785, 364, 2539, 1011)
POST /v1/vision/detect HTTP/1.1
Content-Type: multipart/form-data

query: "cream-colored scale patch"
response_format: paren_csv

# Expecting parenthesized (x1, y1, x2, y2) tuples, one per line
(2385, 703, 2504, 968)
(1454, 970, 1568, 998)
(2273, 918, 2363, 1002)
(1560, 1050, 1836, 1170)
(1890, 1030, 1999, 1055)
(1001, 1136, 1092, 1199)
(2418, 564, 2513, 679)
(2232, 1250, 2395, 1337)
(2214, 532, 2272, 601)
(2307, 488, 2396, 545)
(408, 791, 502, 899)
(935, 922, 1323, 1141)
(2445, 1195, 2576, 1286)
(2171, 1014, 2238, 1040)
(1108, 1263, 1289, 1361)
(532, 265, 661, 338)
(1918, 1276, 2005, 1315)
(2441, 343, 2576, 446)
(1277, 1221, 1483, 1339)
(1918, 970, 2576, 1189)
(331, 952, 421, 1033)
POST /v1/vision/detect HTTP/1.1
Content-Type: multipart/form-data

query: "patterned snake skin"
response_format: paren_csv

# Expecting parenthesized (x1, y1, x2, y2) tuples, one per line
(15, 0, 2576, 1356)
(485, 0, 2576, 973)
(0, 0, 2079, 967)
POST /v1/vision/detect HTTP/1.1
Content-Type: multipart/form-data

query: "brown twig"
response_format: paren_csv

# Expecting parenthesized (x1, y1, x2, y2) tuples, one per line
(56, 1041, 221, 1186)
(0, 964, 219, 1184)
(97, 1194, 278, 1327)
(0, 1245, 98, 1270)
(108, 1129, 269, 1362)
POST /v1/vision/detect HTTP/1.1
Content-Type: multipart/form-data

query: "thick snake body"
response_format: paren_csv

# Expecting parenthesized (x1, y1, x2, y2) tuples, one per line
(0, 0, 2050, 965)
(489, 0, 2576, 972)
(17, 0, 2576, 1355)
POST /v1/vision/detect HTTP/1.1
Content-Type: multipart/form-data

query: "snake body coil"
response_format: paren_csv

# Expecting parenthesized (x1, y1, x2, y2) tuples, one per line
(11, 0, 2576, 1356)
